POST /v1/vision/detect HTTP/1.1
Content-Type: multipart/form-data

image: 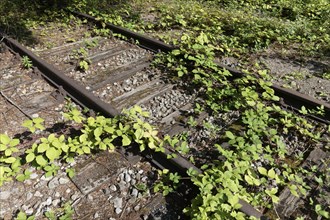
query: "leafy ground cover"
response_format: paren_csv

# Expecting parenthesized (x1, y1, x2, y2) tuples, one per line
(1, 0, 330, 219)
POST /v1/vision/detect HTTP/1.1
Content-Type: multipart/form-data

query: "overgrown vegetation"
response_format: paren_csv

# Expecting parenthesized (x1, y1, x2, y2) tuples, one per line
(1, 0, 330, 219)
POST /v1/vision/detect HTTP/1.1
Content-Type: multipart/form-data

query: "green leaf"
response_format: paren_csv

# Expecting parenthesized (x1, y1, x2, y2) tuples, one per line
(134, 128, 144, 140)
(26, 153, 35, 163)
(82, 146, 91, 154)
(0, 144, 7, 151)
(33, 117, 44, 124)
(46, 147, 60, 161)
(122, 135, 131, 146)
(225, 131, 235, 140)
(228, 194, 240, 208)
(36, 155, 48, 166)
(66, 168, 75, 178)
(258, 167, 268, 176)
(37, 143, 49, 153)
(172, 49, 181, 56)
(4, 157, 16, 163)
(268, 169, 276, 179)
(16, 174, 26, 182)
(16, 211, 27, 220)
(5, 149, 12, 157)
(0, 134, 10, 145)
(244, 175, 254, 185)
(9, 139, 20, 147)
(94, 127, 103, 138)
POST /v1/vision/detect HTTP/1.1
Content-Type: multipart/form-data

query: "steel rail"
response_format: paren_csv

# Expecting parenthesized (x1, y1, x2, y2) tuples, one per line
(2, 36, 119, 117)
(72, 11, 173, 53)
(72, 11, 330, 124)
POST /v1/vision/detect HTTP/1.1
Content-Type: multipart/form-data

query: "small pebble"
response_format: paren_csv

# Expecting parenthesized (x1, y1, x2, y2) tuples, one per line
(110, 185, 117, 192)
(125, 174, 131, 183)
(94, 212, 99, 218)
(113, 197, 123, 209)
(30, 173, 38, 179)
(66, 189, 71, 194)
(103, 188, 111, 195)
(27, 192, 33, 200)
(131, 188, 138, 198)
(48, 178, 59, 189)
(54, 192, 61, 197)
(115, 208, 122, 214)
(0, 191, 10, 200)
(52, 199, 60, 207)
(88, 194, 93, 201)
(134, 205, 140, 212)
(59, 177, 70, 185)
(45, 197, 52, 206)
(26, 208, 34, 215)
(34, 191, 43, 197)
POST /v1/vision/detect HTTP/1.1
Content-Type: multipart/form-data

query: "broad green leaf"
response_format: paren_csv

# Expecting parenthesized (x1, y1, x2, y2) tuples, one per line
(82, 146, 91, 154)
(257, 167, 267, 176)
(48, 134, 56, 142)
(225, 131, 235, 140)
(36, 155, 48, 166)
(26, 153, 35, 163)
(4, 157, 16, 163)
(5, 149, 12, 157)
(122, 135, 131, 146)
(244, 175, 254, 185)
(0, 134, 10, 145)
(94, 127, 103, 138)
(52, 139, 62, 149)
(268, 169, 276, 179)
(16, 174, 26, 182)
(0, 144, 7, 151)
(9, 139, 19, 147)
(79, 134, 88, 142)
(37, 143, 49, 153)
(148, 141, 156, 149)
(134, 129, 144, 140)
(33, 117, 44, 124)
(16, 211, 27, 220)
(46, 147, 60, 161)
(172, 49, 181, 56)
(228, 194, 240, 207)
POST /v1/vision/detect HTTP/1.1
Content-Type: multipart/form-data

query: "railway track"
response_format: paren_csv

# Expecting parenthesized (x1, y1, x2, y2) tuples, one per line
(0, 12, 329, 219)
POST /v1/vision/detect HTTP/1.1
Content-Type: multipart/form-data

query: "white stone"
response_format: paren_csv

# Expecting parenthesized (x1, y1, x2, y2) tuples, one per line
(45, 197, 52, 206)
(34, 191, 43, 197)
(30, 173, 38, 179)
(110, 185, 117, 192)
(26, 208, 34, 215)
(26, 192, 33, 200)
(48, 178, 59, 189)
(113, 197, 123, 209)
(115, 208, 122, 214)
(59, 177, 70, 185)
(0, 191, 10, 200)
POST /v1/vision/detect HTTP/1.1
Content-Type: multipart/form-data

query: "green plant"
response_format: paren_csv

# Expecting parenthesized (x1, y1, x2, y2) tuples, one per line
(21, 56, 33, 69)
(0, 134, 20, 186)
(79, 60, 89, 71)
(154, 169, 181, 196)
(15, 211, 35, 220)
(22, 117, 45, 133)
(25, 134, 67, 170)
(16, 169, 32, 182)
